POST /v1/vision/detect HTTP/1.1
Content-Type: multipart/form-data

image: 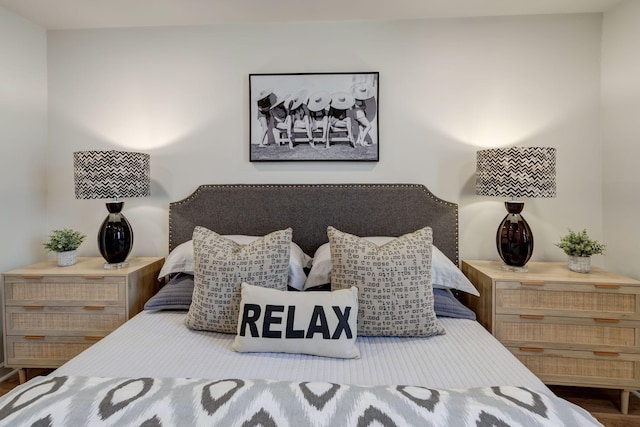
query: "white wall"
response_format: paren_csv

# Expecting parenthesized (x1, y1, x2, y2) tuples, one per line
(602, 0, 640, 279)
(46, 14, 603, 264)
(0, 6, 48, 363)
(0, 7, 48, 265)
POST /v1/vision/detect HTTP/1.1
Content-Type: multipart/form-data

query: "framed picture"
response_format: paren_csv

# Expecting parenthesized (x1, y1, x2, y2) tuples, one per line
(249, 72, 379, 162)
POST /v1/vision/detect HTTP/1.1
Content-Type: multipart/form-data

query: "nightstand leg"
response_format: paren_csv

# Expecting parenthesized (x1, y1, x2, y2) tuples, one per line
(620, 389, 630, 415)
(18, 368, 26, 384)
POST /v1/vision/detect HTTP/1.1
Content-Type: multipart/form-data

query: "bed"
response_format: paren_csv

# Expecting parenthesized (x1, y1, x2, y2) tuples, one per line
(0, 184, 602, 426)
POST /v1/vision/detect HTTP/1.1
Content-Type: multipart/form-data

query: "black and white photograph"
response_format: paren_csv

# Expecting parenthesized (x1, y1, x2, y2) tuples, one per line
(249, 72, 379, 162)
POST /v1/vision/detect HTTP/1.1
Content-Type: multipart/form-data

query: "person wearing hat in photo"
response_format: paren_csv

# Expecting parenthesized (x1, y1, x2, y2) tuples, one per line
(307, 91, 331, 148)
(351, 82, 377, 147)
(270, 93, 291, 147)
(255, 89, 277, 147)
(287, 90, 313, 149)
(255, 89, 290, 147)
(328, 92, 356, 147)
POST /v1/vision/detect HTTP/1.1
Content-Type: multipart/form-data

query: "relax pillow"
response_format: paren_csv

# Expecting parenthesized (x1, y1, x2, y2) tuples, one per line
(185, 227, 291, 333)
(232, 283, 359, 359)
(329, 226, 445, 337)
(158, 236, 311, 290)
(305, 238, 479, 296)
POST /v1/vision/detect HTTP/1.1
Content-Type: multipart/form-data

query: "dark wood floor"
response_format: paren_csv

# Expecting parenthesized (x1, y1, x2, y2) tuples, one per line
(0, 368, 53, 397)
(0, 370, 637, 426)
(0, 372, 21, 397)
(550, 385, 640, 427)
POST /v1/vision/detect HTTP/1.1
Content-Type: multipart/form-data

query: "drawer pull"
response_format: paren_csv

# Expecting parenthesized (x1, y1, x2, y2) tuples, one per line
(24, 335, 45, 340)
(21, 275, 43, 279)
(520, 314, 544, 319)
(594, 351, 619, 357)
(83, 275, 105, 280)
(23, 305, 44, 310)
(520, 347, 544, 353)
(594, 283, 621, 289)
(520, 281, 545, 286)
(83, 306, 105, 311)
(84, 336, 103, 341)
(594, 318, 620, 323)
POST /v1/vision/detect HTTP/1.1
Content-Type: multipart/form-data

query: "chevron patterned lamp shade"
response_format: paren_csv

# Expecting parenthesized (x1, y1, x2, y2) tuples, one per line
(73, 151, 150, 199)
(73, 150, 150, 268)
(476, 147, 556, 198)
(476, 147, 556, 271)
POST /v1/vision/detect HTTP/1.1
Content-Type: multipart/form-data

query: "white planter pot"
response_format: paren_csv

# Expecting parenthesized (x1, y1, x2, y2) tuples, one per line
(57, 250, 77, 267)
(568, 255, 591, 273)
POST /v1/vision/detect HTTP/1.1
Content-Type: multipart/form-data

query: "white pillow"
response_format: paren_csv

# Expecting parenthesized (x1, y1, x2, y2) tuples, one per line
(305, 238, 479, 296)
(158, 236, 312, 290)
(232, 283, 360, 359)
(158, 240, 194, 278)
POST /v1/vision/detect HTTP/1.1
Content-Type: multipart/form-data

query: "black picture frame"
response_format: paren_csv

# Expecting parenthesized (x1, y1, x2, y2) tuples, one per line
(249, 72, 379, 162)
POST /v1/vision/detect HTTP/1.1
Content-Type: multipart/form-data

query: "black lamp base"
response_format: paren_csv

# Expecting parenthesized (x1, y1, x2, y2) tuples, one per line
(98, 201, 133, 268)
(496, 201, 533, 271)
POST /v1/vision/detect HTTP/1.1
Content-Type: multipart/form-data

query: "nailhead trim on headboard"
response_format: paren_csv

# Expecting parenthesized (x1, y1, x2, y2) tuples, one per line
(168, 184, 459, 265)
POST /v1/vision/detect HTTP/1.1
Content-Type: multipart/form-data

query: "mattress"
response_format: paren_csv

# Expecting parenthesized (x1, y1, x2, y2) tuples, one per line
(53, 311, 549, 393)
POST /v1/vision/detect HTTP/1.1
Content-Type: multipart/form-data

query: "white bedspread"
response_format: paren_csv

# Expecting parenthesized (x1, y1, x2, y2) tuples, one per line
(54, 311, 549, 393)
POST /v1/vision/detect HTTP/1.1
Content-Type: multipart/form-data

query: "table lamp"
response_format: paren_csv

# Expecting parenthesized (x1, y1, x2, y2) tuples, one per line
(73, 150, 150, 268)
(476, 147, 556, 271)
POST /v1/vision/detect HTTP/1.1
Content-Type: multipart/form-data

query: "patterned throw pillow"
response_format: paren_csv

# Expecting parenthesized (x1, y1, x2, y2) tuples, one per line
(157, 238, 311, 290)
(185, 227, 291, 333)
(329, 226, 445, 337)
(304, 240, 479, 296)
(232, 283, 360, 358)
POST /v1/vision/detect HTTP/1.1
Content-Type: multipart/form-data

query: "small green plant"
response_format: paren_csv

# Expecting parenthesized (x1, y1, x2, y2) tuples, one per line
(43, 228, 86, 252)
(555, 229, 606, 257)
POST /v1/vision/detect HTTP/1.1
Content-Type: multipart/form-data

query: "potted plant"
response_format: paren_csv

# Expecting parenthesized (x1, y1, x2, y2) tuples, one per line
(43, 228, 86, 267)
(555, 229, 605, 273)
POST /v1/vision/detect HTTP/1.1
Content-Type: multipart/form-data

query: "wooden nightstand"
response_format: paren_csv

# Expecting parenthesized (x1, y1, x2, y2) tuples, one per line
(2, 257, 164, 383)
(461, 260, 640, 414)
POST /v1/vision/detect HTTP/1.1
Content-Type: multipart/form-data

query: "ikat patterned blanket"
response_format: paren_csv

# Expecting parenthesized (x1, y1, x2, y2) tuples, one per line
(0, 376, 602, 426)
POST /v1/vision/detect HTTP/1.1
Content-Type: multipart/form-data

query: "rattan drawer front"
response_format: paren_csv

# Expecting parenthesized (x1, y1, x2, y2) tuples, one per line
(5, 306, 126, 336)
(4, 276, 125, 306)
(496, 314, 639, 353)
(509, 346, 640, 389)
(496, 281, 639, 319)
(5, 336, 101, 368)
(462, 261, 640, 414)
(2, 257, 164, 379)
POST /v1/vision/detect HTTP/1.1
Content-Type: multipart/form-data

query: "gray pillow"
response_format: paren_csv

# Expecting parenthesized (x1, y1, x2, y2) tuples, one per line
(144, 274, 194, 311)
(433, 288, 476, 320)
(144, 275, 477, 322)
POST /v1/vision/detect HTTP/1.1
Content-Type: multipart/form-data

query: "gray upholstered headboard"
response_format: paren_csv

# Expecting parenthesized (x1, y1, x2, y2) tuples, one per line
(169, 184, 459, 265)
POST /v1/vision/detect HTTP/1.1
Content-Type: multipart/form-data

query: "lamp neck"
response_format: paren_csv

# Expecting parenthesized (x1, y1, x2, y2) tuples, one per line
(504, 200, 525, 214)
(105, 201, 124, 214)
